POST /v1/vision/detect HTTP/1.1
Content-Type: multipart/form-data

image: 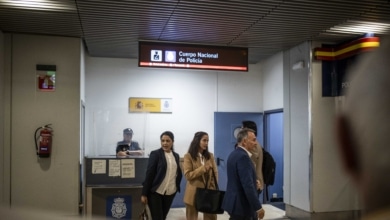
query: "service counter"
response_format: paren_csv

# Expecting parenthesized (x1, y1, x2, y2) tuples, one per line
(84, 156, 148, 220)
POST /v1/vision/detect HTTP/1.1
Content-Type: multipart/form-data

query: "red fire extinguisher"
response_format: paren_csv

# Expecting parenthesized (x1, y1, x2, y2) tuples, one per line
(34, 124, 53, 158)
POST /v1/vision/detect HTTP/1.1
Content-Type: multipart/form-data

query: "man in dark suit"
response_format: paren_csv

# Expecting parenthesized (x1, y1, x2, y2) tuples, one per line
(222, 128, 265, 220)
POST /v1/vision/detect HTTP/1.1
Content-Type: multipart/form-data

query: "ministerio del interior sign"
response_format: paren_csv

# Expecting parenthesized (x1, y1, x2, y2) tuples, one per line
(129, 97, 172, 113)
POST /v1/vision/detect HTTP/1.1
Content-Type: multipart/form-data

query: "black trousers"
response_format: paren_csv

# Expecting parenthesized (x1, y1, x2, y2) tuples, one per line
(148, 192, 176, 220)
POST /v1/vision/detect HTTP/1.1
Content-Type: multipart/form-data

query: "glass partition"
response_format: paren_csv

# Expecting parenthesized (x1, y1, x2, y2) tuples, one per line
(87, 108, 152, 157)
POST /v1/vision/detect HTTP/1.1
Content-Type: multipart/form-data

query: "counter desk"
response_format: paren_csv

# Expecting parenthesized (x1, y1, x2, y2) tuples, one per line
(84, 156, 148, 219)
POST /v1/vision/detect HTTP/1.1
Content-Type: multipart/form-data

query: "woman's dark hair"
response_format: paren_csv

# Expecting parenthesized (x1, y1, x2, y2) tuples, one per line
(187, 131, 211, 160)
(160, 131, 175, 151)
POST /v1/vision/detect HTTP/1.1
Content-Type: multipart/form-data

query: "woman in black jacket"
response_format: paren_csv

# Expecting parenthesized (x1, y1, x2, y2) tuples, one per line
(141, 131, 182, 220)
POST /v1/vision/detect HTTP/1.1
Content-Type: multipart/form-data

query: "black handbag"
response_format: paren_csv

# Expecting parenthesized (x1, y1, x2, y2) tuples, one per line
(195, 168, 225, 214)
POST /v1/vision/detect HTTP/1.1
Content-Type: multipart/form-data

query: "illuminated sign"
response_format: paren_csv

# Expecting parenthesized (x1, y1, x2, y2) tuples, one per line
(139, 41, 248, 71)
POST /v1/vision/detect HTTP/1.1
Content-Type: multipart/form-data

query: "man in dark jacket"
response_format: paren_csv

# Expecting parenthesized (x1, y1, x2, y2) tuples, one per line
(222, 128, 265, 219)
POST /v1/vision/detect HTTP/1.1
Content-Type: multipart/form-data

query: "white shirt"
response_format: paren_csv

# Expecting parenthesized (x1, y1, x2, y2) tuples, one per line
(199, 153, 205, 165)
(238, 145, 252, 157)
(156, 151, 178, 195)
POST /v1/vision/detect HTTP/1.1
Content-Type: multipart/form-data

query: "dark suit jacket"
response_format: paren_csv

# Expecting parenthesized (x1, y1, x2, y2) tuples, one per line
(142, 148, 182, 196)
(221, 147, 262, 217)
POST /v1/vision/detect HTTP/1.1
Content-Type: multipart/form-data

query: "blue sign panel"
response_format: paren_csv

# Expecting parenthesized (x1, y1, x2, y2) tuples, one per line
(106, 195, 132, 219)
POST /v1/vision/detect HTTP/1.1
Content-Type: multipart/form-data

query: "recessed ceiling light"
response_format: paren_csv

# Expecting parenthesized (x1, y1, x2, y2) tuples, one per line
(0, 0, 76, 11)
(328, 20, 390, 35)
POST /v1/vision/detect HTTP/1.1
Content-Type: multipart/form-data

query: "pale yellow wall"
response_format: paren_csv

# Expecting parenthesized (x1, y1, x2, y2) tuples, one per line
(311, 42, 360, 212)
(283, 41, 360, 215)
(4, 33, 81, 216)
(0, 30, 5, 205)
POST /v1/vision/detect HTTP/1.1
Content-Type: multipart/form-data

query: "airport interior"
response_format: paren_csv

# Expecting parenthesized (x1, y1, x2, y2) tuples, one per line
(1, 1, 390, 219)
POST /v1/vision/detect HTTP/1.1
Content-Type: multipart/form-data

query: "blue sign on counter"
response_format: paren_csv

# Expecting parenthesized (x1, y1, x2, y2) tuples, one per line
(106, 195, 132, 219)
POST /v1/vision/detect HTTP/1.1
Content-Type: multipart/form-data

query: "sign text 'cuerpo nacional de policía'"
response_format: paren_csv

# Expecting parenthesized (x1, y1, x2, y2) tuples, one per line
(138, 41, 248, 71)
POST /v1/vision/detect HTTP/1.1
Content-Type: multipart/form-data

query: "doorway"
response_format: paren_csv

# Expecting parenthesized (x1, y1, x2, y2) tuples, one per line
(264, 110, 284, 207)
(214, 112, 263, 191)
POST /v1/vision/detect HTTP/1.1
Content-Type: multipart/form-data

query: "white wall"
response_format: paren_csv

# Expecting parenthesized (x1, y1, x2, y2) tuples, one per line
(216, 64, 263, 112)
(4, 34, 81, 215)
(261, 52, 284, 111)
(284, 41, 311, 211)
(85, 57, 263, 157)
(1, 32, 12, 207)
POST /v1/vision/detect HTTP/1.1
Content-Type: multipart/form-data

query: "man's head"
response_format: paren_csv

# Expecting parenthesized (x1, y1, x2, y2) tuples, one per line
(336, 37, 390, 213)
(242, 120, 258, 137)
(237, 128, 257, 151)
(123, 128, 133, 143)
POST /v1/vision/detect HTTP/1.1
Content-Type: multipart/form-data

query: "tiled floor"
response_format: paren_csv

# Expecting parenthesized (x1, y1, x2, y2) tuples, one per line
(0, 203, 288, 219)
(167, 204, 289, 219)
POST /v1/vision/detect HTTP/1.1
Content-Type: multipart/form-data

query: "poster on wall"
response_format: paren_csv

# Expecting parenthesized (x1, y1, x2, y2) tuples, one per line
(36, 64, 56, 92)
(129, 97, 172, 113)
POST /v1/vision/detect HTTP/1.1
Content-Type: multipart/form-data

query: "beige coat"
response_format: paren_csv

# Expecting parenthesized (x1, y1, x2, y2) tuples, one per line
(183, 152, 218, 206)
(250, 141, 264, 190)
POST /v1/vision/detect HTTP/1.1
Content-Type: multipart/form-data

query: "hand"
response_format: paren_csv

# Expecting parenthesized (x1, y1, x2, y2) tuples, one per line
(257, 208, 265, 219)
(117, 151, 127, 156)
(256, 180, 262, 190)
(204, 162, 212, 172)
(141, 195, 148, 204)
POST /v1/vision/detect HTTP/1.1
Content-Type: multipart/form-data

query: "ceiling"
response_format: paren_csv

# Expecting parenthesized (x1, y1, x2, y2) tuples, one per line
(1, 0, 390, 64)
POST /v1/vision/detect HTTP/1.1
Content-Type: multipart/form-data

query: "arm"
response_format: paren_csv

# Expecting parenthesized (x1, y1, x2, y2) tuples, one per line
(208, 154, 219, 189)
(117, 151, 128, 156)
(174, 152, 183, 193)
(250, 142, 264, 190)
(127, 142, 144, 156)
(131, 141, 142, 150)
(211, 154, 218, 180)
(183, 153, 208, 181)
(256, 142, 264, 190)
(141, 150, 159, 196)
(116, 144, 128, 156)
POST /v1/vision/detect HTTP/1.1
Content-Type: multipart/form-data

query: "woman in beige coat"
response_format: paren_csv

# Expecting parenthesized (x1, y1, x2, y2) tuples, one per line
(183, 131, 218, 220)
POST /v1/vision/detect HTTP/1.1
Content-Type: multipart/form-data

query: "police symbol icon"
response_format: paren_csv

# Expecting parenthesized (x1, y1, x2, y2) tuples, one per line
(151, 50, 162, 62)
(111, 197, 127, 219)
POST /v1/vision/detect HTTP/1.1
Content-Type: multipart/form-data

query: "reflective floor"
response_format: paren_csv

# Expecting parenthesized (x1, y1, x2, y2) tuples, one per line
(167, 204, 289, 219)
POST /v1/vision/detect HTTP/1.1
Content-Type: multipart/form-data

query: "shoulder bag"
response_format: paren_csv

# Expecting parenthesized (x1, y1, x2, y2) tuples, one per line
(195, 168, 225, 214)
